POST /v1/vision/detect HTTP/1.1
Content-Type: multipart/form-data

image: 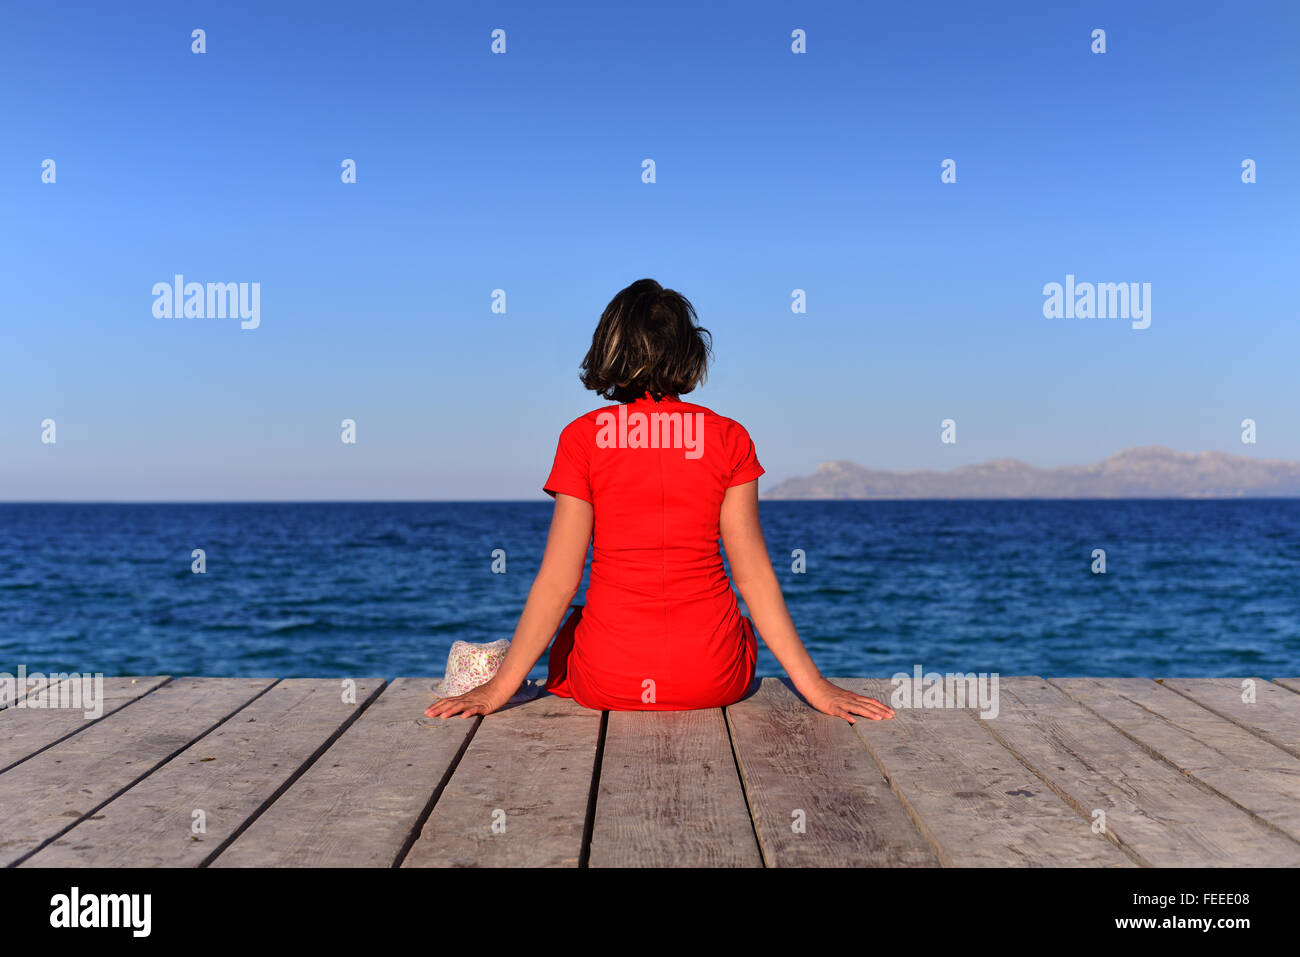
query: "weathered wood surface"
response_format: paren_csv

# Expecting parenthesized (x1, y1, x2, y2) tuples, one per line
(5, 675, 1300, 867)
(213, 678, 476, 868)
(403, 693, 601, 868)
(977, 678, 1298, 866)
(841, 678, 1134, 867)
(24, 678, 384, 868)
(1052, 678, 1300, 845)
(0, 677, 273, 867)
(726, 678, 937, 867)
(589, 707, 761, 867)
(0, 676, 170, 773)
(1, 672, 70, 710)
(1158, 677, 1300, 761)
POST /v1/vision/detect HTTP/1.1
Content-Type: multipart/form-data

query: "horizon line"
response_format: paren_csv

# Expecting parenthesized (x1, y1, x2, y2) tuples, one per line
(4, 497, 1300, 505)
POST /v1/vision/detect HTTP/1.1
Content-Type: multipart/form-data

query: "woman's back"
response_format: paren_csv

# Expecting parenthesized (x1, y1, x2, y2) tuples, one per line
(426, 278, 894, 729)
(543, 391, 764, 709)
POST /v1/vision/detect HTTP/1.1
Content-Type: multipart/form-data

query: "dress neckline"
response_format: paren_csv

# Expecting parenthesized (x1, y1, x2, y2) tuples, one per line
(634, 390, 680, 404)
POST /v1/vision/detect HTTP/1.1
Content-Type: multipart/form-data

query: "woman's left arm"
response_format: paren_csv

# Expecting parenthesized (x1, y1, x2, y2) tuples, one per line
(424, 492, 593, 718)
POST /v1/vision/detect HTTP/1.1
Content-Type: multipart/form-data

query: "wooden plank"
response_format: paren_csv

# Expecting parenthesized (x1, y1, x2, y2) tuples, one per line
(1273, 678, 1300, 695)
(1052, 678, 1300, 844)
(0, 677, 171, 772)
(1161, 677, 1300, 761)
(589, 708, 760, 868)
(724, 678, 936, 867)
(1, 672, 68, 710)
(981, 678, 1299, 866)
(22, 678, 385, 868)
(0, 677, 273, 866)
(212, 678, 476, 868)
(402, 693, 601, 868)
(838, 678, 1133, 867)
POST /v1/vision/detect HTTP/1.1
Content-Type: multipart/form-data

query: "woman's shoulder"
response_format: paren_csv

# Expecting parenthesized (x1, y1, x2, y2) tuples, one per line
(674, 400, 754, 437)
(549, 405, 609, 450)
(558, 404, 611, 431)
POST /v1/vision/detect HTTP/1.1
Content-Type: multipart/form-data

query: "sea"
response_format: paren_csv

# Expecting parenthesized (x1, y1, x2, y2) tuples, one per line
(1, 501, 1297, 680)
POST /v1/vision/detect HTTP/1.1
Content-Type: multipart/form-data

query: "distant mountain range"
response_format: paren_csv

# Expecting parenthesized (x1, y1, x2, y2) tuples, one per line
(762, 446, 1300, 499)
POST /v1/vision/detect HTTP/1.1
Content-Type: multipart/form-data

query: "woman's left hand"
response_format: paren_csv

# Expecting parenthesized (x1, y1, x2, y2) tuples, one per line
(424, 682, 511, 719)
(799, 677, 895, 724)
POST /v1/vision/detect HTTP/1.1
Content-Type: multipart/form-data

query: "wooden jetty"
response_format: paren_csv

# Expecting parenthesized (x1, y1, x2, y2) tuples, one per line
(3, 675, 1300, 867)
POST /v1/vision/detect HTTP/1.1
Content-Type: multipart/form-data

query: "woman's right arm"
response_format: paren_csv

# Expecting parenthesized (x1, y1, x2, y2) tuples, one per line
(720, 479, 894, 723)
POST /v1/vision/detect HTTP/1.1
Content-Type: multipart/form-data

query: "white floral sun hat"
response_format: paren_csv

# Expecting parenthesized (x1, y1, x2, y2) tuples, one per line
(430, 639, 542, 703)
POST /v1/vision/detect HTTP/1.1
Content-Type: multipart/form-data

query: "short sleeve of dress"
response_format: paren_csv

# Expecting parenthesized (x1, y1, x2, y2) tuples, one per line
(725, 420, 765, 488)
(543, 419, 593, 503)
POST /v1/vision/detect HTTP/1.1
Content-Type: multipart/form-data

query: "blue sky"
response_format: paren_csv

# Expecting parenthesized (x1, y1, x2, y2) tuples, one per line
(2, 0, 1297, 500)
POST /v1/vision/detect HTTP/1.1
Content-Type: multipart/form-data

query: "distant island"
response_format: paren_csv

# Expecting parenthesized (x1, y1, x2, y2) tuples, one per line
(762, 446, 1300, 499)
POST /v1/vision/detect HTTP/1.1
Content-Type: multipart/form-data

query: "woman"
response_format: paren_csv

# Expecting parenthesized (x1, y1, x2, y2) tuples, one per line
(425, 279, 893, 724)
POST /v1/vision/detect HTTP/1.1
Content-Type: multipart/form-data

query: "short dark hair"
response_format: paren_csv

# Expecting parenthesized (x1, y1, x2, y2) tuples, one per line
(579, 279, 712, 402)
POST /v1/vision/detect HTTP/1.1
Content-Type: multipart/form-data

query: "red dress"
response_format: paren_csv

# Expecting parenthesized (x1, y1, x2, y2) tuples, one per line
(542, 392, 764, 711)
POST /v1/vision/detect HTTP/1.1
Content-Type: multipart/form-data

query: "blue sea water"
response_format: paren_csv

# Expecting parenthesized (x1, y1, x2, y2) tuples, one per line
(0, 501, 1297, 680)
